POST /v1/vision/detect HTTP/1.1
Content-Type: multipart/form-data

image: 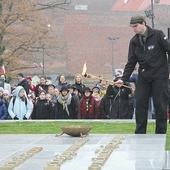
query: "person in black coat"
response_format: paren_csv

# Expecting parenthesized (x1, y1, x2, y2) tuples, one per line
(16, 73, 29, 95)
(114, 15, 170, 134)
(31, 90, 52, 119)
(100, 77, 132, 119)
(99, 85, 114, 119)
(56, 86, 77, 119)
(35, 76, 48, 97)
(72, 73, 86, 99)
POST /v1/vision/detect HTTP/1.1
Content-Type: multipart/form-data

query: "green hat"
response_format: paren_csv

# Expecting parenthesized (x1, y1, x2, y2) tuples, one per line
(130, 15, 145, 26)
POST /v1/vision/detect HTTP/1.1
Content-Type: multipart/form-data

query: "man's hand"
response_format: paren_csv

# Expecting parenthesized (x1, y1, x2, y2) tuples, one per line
(114, 79, 124, 87)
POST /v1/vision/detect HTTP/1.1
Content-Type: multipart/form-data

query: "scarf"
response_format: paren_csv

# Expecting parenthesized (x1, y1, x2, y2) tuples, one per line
(80, 95, 96, 119)
(57, 93, 72, 116)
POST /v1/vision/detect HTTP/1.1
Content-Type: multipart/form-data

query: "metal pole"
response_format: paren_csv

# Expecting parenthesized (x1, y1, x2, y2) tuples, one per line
(168, 27, 170, 124)
(151, 0, 154, 29)
(108, 37, 119, 76)
(111, 41, 114, 75)
(42, 47, 45, 75)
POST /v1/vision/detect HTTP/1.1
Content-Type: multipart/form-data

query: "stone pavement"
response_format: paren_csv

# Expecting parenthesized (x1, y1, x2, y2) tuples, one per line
(0, 134, 167, 170)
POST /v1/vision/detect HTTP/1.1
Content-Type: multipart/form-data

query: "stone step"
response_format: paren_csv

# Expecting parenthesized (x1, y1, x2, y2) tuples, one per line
(163, 151, 170, 170)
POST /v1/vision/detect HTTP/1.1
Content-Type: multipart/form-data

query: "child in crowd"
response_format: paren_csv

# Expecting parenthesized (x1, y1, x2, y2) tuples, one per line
(8, 86, 32, 120)
(92, 86, 102, 119)
(46, 93, 52, 102)
(78, 87, 98, 119)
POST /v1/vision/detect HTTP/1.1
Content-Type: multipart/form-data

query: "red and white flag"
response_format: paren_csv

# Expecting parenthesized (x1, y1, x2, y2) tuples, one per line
(33, 62, 43, 68)
(39, 63, 43, 68)
(33, 63, 40, 68)
(0, 65, 5, 74)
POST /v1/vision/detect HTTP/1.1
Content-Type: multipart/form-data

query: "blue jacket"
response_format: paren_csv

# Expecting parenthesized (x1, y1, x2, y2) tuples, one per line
(0, 99, 8, 120)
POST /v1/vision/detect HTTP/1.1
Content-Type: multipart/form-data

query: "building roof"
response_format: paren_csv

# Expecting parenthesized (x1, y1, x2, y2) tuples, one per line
(112, 0, 170, 11)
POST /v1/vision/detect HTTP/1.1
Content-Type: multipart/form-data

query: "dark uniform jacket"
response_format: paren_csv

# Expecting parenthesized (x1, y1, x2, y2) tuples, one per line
(31, 99, 52, 119)
(122, 26, 170, 82)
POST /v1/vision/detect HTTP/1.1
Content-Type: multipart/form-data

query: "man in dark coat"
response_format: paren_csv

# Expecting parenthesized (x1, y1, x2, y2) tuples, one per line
(115, 15, 170, 134)
(17, 73, 29, 95)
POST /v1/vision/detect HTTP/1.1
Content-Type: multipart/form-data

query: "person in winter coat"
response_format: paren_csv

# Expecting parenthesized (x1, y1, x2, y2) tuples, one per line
(16, 73, 30, 95)
(92, 86, 102, 119)
(31, 90, 52, 119)
(108, 77, 132, 119)
(0, 87, 8, 108)
(72, 73, 86, 99)
(100, 85, 115, 119)
(78, 87, 98, 119)
(56, 86, 77, 119)
(114, 15, 170, 134)
(96, 78, 108, 99)
(3, 90, 11, 109)
(48, 84, 58, 119)
(0, 98, 8, 120)
(8, 86, 32, 120)
(0, 74, 11, 95)
(68, 85, 79, 118)
(35, 76, 48, 97)
(56, 75, 69, 92)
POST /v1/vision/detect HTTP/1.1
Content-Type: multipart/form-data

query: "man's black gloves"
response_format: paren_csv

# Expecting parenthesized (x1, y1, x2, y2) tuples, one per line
(14, 116, 19, 120)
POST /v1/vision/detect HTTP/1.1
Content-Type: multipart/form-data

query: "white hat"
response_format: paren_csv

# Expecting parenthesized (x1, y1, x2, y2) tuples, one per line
(3, 90, 9, 95)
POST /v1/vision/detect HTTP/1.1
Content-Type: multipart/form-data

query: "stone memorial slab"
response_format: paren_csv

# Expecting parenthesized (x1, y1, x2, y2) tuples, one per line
(0, 134, 166, 170)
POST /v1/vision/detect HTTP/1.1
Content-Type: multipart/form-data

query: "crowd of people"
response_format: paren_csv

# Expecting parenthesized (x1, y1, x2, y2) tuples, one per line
(0, 71, 136, 120)
(0, 14, 169, 136)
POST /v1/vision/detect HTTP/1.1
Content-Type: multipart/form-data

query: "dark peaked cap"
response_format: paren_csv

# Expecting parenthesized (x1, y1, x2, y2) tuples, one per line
(130, 15, 145, 26)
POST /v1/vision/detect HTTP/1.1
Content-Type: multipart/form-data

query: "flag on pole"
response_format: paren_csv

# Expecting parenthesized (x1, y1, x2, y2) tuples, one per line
(39, 63, 43, 68)
(0, 65, 5, 74)
(33, 62, 43, 68)
(33, 63, 40, 68)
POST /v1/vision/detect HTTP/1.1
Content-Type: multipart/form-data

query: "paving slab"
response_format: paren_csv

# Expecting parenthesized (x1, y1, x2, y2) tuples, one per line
(0, 134, 166, 170)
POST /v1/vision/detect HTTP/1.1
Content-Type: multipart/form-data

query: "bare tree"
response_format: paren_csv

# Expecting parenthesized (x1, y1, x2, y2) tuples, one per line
(0, 0, 70, 77)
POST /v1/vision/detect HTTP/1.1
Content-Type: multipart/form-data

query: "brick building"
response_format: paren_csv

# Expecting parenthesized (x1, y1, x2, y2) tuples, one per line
(32, 0, 170, 81)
